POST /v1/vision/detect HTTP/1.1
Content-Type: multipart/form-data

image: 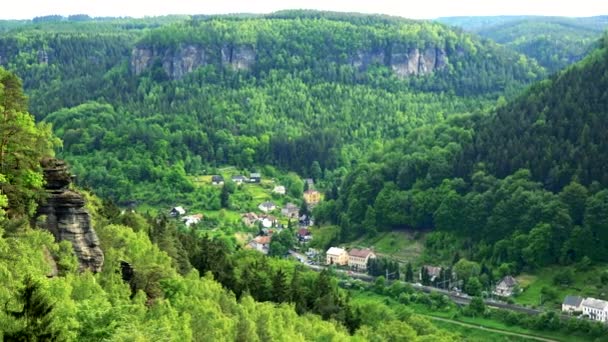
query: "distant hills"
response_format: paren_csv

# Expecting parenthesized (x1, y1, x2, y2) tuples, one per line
(437, 15, 608, 72)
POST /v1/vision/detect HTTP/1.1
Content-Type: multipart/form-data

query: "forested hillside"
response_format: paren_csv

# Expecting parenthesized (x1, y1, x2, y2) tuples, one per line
(437, 15, 608, 72)
(0, 11, 545, 205)
(0, 66, 461, 341)
(321, 34, 608, 272)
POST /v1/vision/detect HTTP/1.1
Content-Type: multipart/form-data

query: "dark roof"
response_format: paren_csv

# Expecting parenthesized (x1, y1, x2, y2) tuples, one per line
(212, 175, 224, 181)
(500, 276, 518, 287)
(563, 295, 584, 307)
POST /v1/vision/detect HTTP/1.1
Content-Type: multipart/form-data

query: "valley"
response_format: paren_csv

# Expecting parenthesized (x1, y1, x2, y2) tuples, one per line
(0, 9, 608, 341)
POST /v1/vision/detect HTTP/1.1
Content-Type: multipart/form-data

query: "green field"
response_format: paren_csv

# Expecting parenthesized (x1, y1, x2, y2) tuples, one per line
(515, 265, 608, 310)
(351, 291, 592, 342)
(345, 231, 425, 263)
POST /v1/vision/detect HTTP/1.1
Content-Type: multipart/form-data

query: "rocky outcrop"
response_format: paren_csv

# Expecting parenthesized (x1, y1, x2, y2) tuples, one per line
(131, 42, 447, 79)
(389, 46, 447, 77)
(131, 44, 256, 79)
(37, 158, 104, 273)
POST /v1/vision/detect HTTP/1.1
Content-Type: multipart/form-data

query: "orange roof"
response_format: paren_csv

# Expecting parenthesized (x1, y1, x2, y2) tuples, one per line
(253, 236, 271, 244)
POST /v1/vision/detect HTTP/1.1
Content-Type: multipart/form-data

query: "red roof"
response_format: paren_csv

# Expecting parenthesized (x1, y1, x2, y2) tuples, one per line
(298, 228, 310, 236)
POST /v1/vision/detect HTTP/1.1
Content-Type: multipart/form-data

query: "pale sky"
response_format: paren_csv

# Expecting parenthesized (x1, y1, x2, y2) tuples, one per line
(1, 0, 607, 20)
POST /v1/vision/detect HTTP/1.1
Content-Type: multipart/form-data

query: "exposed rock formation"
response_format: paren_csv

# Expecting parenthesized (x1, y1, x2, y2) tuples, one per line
(131, 43, 256, 79)
(131, 42, 447, 80)
(389, 46, 447, 77)
(37, 158, 104, 273)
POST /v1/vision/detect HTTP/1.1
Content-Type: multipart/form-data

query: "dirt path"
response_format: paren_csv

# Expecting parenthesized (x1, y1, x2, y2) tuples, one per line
(425, 315, 559, 342)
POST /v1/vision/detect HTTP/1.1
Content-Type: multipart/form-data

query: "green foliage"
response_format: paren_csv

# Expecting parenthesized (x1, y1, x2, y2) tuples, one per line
(438, 15, 608, 72)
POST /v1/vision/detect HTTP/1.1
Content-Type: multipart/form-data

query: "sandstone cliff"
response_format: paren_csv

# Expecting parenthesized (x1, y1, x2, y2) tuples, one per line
(37, 158, 104, 273)
(131, 42, 447, 80)
(131, 43, 256, 79)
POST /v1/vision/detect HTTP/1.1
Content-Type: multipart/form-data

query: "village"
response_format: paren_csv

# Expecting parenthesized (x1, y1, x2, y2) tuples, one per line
(166, 170, 608, 325)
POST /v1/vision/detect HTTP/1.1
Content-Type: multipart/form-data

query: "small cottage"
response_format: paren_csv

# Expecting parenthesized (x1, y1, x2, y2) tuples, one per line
(250, 173, 261, 183)
(493, 276, 518, 297)
(281, 202, 300, 219)
(258, 201, 277, 213)
(273, 185, 286, 195)
(169, 206, 186, 217)
(232, 175, 247, 184)
(562, 295, 584, 313)
(211, 175, 224, 185)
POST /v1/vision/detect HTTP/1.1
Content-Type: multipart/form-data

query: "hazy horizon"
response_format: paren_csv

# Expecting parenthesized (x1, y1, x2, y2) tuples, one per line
(1, 0, 607, 20)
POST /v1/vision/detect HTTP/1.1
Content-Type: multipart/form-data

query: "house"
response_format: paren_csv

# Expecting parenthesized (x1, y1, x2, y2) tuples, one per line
(297, 228, 312, 242)
(273, 185, 286, 195)
(232, 175, 247, 184)
(581, 298, 608, 322)
(241, 212, 259, 227)
(493, 276, 519, 297)
(211, 175, 224, 185)
(420, 265, 443, 282)
(326, 247, 348, 266)
(169, 206, 186, 217)
(348, 248, 376, 271)
(303, 189, 321, 205)
(258, 201, 277, 213)
(182, 214, 203, 227)
(249, 235, 271, 254)
(304, 178, 314, 187)
(562, 295, 584, 313)
(259, 214, 279, 229)
(250, 173, 261, 183)
(281, 203, 300, 219)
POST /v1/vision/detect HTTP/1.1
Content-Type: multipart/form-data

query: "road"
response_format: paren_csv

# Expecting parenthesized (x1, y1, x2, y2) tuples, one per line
(426, 316, 559, 342)
(289, 251, 546, 316)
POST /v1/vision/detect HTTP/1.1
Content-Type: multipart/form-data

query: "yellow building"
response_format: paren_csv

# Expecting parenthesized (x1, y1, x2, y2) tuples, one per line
(326, 247, 348, 266)
(303, 189, 321, 205)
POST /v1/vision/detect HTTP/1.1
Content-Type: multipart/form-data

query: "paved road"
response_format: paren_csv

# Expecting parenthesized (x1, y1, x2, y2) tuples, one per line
(427, 316, 559, 342)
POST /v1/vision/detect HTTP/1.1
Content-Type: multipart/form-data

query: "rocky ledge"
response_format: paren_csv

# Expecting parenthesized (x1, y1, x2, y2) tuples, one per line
(37, 158, 104, 273)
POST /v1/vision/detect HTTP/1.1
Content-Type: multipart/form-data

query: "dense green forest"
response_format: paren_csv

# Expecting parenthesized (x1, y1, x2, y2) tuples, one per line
(0, 66, 465, 341)
(0, 11, 545, 206)
(318, 35, 608, 275)
(437, 15, 608, 72)
(2, 9, 608, 341)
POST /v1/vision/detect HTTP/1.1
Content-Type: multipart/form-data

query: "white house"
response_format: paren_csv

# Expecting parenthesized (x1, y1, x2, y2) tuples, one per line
(581, 298, 608, 322)
(273, 185, 286, 195)
(258, 201, 277, 213)
(493, 276, 519, 297)
(182, 214, 203, 227)
(169, 206, 186, 217)
(232, 175, 247, 184)
(562, 295, 584, 313)
(248, 236, 271, 254)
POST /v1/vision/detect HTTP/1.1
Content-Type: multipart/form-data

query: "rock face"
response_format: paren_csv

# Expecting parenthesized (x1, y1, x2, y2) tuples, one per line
(389, 46, 447, 77)
(131, 42, 447, 80)
(37, 158, 104, 273)
(131, 43, 256, 79)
